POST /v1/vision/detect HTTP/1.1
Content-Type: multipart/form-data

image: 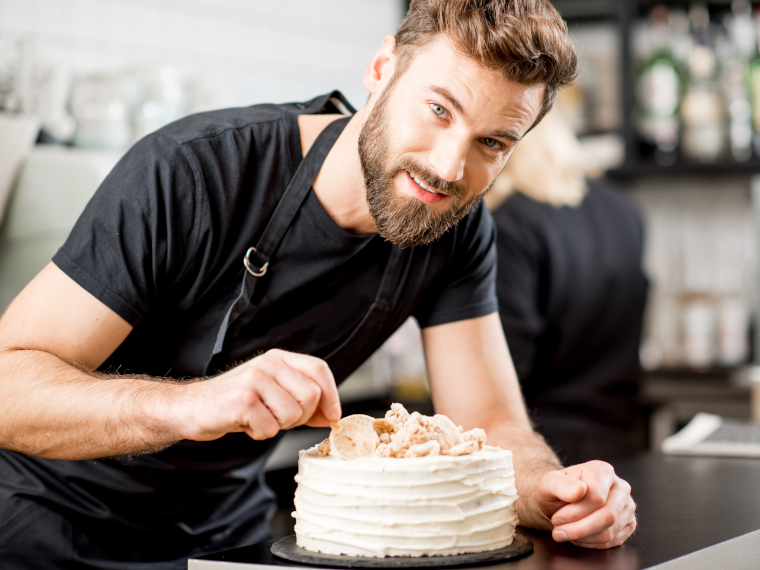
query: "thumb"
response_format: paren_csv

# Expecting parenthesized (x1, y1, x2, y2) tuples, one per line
(305, 408, 333, 428)
(538, 470, 588, 505)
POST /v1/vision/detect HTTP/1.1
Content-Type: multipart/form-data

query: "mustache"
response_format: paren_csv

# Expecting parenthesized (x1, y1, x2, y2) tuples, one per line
(396, 157, 467, 199)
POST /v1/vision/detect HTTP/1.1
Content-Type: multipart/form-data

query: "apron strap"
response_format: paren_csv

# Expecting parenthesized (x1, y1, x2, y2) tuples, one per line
(374, 246, 405, 307)
(322, 245, 406, 382)
(212, 115, 351, 357)
(245, 116, 351, 273)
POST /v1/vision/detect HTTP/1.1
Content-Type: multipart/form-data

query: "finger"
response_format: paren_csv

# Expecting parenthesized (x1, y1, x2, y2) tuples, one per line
(553, 506, 616, 543)
(573, 518, 637, 549)
(274, 350, 341, 421)
(255, 374, 305, 430)
(305, 407, 332, 427)
(551, 462, 618, 526)
(256, 356, 322, 427)
(553, 472, 630, 527)
(553, 481, 634, 543)
(240, 397, 281, 440)
(565, 509, 634, 546)
(538, 470, 588, 508)
(570, 498, 637, 549)
(555, 484, 633, 543)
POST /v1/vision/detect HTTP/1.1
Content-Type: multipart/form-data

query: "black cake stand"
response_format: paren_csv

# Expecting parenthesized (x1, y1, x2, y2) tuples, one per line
(269, 534, 533, 568)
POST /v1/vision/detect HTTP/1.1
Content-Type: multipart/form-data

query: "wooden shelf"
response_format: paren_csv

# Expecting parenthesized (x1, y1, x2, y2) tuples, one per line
(608, 160, 760, 178)
(616, 0, 760, 179)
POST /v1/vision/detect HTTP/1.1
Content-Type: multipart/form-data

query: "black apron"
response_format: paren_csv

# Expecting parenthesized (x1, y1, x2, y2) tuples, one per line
(206, 114, 404, 381)
(0, 109, 406, 570)
(168, 109, 404, 382)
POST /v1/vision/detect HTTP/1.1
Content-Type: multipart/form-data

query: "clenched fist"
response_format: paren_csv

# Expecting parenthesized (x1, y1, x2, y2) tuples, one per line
(537, 460, 637, 549)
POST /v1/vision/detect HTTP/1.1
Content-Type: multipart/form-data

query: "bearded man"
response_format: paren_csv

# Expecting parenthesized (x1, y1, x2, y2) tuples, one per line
(0, 1, 637, 568)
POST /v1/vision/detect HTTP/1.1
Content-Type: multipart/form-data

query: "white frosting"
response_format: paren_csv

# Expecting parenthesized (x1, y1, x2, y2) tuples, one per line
(292, 445, 518, 557)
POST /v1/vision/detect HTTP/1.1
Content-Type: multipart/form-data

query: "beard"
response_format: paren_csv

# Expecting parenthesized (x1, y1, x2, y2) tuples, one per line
(357, 80, 489, 249)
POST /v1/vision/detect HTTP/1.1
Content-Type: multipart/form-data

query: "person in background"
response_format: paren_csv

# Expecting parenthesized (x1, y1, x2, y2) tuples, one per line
(486, 110, 649, 465)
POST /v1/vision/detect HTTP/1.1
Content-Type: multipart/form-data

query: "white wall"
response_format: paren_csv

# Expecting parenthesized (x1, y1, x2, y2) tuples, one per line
(0, 0, 405, 110)
(0, 0, 405, 310)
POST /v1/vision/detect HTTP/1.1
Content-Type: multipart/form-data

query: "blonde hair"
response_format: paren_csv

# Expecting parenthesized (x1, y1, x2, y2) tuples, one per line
(485, 108, 587, 210)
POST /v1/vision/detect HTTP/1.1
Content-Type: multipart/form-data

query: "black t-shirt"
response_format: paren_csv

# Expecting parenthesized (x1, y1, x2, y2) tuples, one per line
(493, 179, 648, 431)
(51, 93, 496, 380)
(0, 92, 497, 565)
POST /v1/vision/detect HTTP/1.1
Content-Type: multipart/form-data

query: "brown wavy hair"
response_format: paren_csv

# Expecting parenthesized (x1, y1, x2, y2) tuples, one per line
(395, 0, 578, 126)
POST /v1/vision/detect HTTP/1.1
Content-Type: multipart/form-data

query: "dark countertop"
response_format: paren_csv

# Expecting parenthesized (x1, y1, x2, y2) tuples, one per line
(615, 455, 760, 567)
(190, 455, 760, 569)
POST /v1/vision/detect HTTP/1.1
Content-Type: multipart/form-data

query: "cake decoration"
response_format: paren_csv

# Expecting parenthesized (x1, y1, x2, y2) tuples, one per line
(319, 403, 488, 460)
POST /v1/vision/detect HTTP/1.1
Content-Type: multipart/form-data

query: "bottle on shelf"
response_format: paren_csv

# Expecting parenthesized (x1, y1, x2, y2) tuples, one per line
(748, 7, 760, 157)
(721, 0, 754, 162)
(680, 5, 726, 162)
(636, 5, 682, 166)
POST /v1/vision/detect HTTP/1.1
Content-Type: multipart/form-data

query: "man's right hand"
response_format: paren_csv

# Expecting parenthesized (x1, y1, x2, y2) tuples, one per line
(0, 263, 342, 459)
(177, 349, 342, 442)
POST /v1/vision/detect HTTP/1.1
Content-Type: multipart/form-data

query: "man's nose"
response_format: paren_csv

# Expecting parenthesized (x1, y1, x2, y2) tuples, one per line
(428, 134, 467, 183)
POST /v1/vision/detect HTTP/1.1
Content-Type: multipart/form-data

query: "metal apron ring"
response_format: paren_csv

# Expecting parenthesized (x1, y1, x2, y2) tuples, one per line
(210, 116, 352, 360)
(244, 247, 268, 277)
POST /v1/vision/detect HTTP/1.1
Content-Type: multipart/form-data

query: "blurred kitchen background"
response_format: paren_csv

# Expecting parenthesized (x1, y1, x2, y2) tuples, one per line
(4, 0, 760, 535)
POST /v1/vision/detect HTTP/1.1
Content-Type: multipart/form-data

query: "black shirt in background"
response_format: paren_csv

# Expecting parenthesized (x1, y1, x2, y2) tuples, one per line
(493, 179, 648, 463)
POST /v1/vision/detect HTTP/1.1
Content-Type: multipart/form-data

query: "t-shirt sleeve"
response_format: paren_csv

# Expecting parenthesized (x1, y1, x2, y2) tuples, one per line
(52, 134, 199, 326)
(414, 203, 498, 329)
(492, 202, 545, 380)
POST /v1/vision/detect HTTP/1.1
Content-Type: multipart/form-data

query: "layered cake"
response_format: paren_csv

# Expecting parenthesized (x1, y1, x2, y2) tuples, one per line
(292, 404, 518, 557)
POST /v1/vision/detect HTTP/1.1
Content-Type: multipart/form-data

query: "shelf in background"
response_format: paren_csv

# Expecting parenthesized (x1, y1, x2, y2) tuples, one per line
(551, 0, 617, 22)
(636, 0, 742, 11)
(608, 160, 760, 178)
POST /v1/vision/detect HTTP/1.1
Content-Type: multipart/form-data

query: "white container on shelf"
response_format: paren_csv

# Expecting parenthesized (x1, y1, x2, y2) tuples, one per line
(0, 145, 121, 312)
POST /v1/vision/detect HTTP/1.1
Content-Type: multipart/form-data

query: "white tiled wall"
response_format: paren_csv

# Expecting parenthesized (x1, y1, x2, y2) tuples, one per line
(0, 0, 404, 311)
(0, 0, 404, 109)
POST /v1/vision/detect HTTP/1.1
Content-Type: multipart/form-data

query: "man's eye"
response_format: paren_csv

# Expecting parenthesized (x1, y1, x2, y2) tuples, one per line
(430, 103, 445, 116)
(483, 138, 501, 149)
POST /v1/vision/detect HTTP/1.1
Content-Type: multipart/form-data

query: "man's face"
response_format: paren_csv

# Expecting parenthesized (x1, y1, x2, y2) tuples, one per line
(358, 35, 545, 248)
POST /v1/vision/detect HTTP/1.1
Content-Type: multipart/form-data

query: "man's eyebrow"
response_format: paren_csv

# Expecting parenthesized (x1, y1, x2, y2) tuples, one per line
(486, 129, 521, 143)
(428, 85, 465, 115)
(428, 85, 522, 143)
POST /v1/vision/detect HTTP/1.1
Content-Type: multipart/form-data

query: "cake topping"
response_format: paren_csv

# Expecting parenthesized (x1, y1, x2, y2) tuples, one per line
(431, 414, 465, 448)
(321, 403, 487, 460)
(328, 421, 379, 460)
(316, 437, 331, 457)
(337, 414, 375, 427)
(372, 418, 395, 434)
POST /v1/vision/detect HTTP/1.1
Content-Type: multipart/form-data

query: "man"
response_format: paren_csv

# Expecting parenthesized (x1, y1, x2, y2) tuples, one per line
(0, 1, 636, 567)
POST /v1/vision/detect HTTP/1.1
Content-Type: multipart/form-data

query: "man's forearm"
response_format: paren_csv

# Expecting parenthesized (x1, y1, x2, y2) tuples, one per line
(0, 349, 187, 460)
(486, 422, 562, 530)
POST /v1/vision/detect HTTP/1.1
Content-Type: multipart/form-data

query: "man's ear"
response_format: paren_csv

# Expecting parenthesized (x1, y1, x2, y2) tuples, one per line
(363, 35, 397, 96)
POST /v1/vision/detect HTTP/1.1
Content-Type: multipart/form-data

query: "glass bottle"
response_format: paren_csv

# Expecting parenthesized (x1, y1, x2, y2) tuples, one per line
(637, 5, 681, 166)
(748, 7, 760, 156)
(680, 5, 726, 162)
(722, 0, 754, 162)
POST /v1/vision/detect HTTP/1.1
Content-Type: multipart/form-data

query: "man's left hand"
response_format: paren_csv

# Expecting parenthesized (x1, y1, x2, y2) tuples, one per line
(536, 461, 637, 549)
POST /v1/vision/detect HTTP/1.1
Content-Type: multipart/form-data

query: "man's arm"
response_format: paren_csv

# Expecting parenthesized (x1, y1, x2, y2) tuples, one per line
(423, 313, 636, 549)
(0, 262, 341, 460)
